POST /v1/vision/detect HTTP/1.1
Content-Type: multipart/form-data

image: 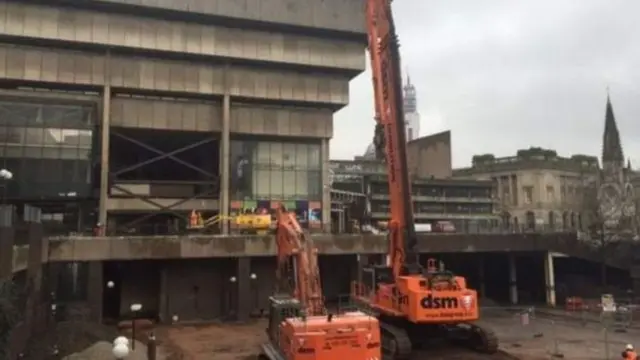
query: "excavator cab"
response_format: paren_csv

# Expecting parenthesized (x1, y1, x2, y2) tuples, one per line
(266, 294, 303, 346)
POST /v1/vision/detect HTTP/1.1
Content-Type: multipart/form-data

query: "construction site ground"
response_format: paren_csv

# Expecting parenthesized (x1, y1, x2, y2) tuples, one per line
(46, 307, 640, 359)
(157, 308, 640, 360)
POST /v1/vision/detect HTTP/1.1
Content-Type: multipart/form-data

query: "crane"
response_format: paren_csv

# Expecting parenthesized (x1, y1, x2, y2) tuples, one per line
(258, 204, 382, 360)
(351, 0, 499, 359)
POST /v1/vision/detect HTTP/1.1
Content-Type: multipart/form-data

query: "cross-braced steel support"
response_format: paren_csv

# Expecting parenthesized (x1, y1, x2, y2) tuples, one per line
(107, 128, 219, 234)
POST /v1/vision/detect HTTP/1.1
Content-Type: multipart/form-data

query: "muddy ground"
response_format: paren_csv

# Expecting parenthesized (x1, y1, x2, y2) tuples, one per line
(158, 308, 640, 360)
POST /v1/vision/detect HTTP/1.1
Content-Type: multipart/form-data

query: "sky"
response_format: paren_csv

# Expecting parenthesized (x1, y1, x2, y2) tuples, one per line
(331, 0, 640, 168)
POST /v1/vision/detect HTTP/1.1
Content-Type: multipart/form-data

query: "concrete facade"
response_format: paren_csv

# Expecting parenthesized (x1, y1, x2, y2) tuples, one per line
(0, 0, 366, 235)
(406, 130, 452, 179)
(454, 148, 600, 231)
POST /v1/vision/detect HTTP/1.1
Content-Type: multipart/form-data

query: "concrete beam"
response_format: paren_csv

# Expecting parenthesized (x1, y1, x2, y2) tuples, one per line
(0, 2, 365, 72)
(45, 231, 632, 268)
(87, 0, 366, 34)
(0, 44, 350, 107)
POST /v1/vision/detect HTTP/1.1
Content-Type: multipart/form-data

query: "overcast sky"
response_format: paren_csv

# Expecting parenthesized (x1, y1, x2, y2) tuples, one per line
(331, 0, 640, 168)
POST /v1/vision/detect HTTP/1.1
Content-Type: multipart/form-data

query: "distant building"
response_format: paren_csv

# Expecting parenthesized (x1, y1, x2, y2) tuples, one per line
(330, 156, 497, 232)
(594, 95, 637, 235)
(403, 75, 420, 141)
(453, 148, 599, 231)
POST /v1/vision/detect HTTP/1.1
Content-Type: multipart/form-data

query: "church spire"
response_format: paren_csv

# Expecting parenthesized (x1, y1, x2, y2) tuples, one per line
(602, 93, 624, 165)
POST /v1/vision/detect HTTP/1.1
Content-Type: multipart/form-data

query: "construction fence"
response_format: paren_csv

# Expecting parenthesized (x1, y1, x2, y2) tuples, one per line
(331, 292, 640, 359)
(480, 301, 640, 359)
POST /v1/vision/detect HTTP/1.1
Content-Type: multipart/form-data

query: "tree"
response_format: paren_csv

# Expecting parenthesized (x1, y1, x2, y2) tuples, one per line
(0, 278, 19, 359)
(579, 173, 636, 287)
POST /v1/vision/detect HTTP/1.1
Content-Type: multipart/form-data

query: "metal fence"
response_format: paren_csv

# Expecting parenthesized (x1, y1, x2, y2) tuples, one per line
(328, 295, 640, 360)
(480, 304, 640, 359)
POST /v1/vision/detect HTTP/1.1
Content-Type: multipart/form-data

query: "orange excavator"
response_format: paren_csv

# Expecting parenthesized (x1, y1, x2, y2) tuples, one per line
(258, 204, 382, 360)
(351, 0, 499, 359)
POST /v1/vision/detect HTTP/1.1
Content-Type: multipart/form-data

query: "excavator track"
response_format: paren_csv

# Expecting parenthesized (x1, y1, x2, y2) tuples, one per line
(466, 323, 499, 353)
(380, 322, 412, 360)
(448, 323, 499, 354)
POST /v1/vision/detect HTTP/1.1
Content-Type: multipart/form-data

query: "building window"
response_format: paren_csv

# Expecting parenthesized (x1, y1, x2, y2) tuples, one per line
(0, 100, 95, 199)
(229, 139, 322, 200)
(546, 185, 555, 203)
(523, 186, 534, 204)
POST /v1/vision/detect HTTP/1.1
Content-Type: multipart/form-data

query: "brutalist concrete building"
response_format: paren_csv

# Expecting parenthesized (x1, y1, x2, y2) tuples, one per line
(0, 0, 366, 235)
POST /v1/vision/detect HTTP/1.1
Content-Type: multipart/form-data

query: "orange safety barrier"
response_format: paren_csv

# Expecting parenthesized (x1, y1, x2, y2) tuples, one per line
(565, 296, 584, 311)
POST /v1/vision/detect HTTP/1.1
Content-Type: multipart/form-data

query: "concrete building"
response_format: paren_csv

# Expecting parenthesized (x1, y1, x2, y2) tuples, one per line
(0, 0, 366, 235)
(453, 148, 599, 231)
(330, 131, 495, 232)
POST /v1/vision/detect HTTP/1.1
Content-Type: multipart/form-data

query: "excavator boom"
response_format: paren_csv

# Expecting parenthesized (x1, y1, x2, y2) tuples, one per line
(260, 204, 382, 360)
(367, 0, 419, 279)
(274, 205, 324, 316)
(351, 1, 500, 359)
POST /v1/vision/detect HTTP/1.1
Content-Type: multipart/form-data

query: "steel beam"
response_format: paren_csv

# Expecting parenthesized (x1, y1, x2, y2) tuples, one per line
(110, 130, 215, 178)
(110, 184, 217, 233)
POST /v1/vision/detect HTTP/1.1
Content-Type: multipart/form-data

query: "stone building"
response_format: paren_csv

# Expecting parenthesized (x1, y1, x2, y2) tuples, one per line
(453, 148, 599, 231)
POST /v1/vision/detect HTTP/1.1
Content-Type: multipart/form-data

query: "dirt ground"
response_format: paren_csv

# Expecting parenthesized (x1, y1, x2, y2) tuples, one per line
(158, 309, 640, 360)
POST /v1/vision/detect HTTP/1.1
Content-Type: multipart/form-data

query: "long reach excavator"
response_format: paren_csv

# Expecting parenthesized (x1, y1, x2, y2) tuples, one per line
(258, 204, 382, 360)
(351, 0, 499, 359)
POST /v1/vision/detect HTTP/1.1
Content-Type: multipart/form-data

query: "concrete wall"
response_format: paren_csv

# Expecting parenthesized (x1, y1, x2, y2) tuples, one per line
(406, 130, 452, 179)
(0, 1, 364, 71)
(87, 0, 367, 34)
(111, 98, 333, 138)
(0, 45, 350, 106)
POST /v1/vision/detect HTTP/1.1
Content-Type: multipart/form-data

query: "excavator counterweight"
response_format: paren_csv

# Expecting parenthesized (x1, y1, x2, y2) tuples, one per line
(350, 1, 499, 359)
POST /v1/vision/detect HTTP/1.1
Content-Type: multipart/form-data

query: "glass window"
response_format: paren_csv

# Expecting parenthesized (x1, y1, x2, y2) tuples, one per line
(282, 143, 296, 169)
(308, 143, 320, 170)
(283, 171, 296, 197)
(269, 170, 283, 198)
(254, 142, 271, 167)
(253, 169, 270, 197)
(295, 144, 308, 169)
(295, 171, 308, 196)
(270, 142, 283, 168)
(41, 147, 62, 159)
(307, 170, 322, 199)
(0, 126, 23, 143)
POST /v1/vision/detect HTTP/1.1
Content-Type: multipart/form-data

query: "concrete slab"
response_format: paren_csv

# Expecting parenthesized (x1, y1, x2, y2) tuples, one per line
(44, 231, 625, 266)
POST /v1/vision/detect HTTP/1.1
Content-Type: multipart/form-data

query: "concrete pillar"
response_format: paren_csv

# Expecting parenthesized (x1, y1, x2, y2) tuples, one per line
(87, 261, 104, 322)
(321, 139, 331, 232)
(98, 84, 111, 229)
(0, 206, 14, 279)
(219, 94, 231, 235)
(507, 253, 518, 305)
(158, 266, 168, 323)
(236, 257, 252, 322)
(477, 255, 486, 298)
(544, 252, 556, 307)
(25, 214, 44, 336)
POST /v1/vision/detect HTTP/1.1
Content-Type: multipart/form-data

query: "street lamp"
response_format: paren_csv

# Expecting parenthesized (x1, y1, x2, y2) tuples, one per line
(0, 169, 12, 209)
(250, 273, 259, 316)
(113, 336, 130, 359)
(130, 303, 142, 351)
(106, 280, 115, 289)
(0, 169, 12, 180)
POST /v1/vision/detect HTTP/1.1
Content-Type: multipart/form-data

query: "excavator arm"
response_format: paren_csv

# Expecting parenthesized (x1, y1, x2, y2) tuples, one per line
(367, 0, 420, 279)
(274, 204, 325, 316)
